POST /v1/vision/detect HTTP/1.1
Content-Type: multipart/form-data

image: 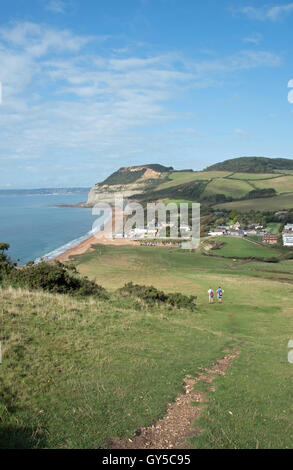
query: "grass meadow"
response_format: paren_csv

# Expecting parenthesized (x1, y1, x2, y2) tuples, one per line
(215, 193, 293, 212)
(157, 171, 232, 190)
(203, 178, 254, 199)
(1, 241, 293, 448)
(151, 169, 293, 209)
(207, 237, 278, 259)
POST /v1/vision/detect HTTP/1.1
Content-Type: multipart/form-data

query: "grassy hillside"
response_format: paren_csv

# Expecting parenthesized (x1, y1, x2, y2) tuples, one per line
(250, 175, 293, 194)
(1, 286, 217, 449)
(89, 158, 293, 211)
(215, 193, 293, 212)
(207, 237, 278, 259)
(2, 243, 293, 448)
(73, 243, 292, 288)
(228, 172, 280, 180)
(148, 169, 293, 207)
(205, 156, 293, 173)
(157, 171, 232, 190)
(135, 166, 293, 209)
(202, 178, 254, 199)
(102, 164, 173, 185)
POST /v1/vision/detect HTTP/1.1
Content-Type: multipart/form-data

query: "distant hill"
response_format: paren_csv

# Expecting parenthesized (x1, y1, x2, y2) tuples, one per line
(0, 187, 90, 196)
(205, 157, 293, 173)
(102, 164, 173, 185)
(86, 157, 293, 211)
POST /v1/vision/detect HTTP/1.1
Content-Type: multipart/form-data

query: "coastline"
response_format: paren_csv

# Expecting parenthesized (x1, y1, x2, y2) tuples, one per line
(55, 233, 137, 262)
(54, 208, 136, 263)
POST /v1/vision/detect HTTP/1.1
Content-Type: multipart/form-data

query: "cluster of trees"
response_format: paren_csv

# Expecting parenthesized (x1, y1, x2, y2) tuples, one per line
(209, 208, 293, 232)
(205, 156, 293, 173)
(211, 209, 267, 229)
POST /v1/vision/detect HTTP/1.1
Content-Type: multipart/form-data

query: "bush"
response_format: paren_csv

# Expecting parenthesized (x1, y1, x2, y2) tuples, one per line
(7, 261, 108, 298)
(243, 188, 276, 200)
(262, 257, 280, 263)
(253, 256, 280, 263)
(281, 252, 293, 260)
(119, 282, 197, 310)
(210, 241, 226, 251)
(0, 243, 16, 281)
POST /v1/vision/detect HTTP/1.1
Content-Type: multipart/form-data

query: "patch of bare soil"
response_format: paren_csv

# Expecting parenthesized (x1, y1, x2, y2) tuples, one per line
(109, 349, 239, 449)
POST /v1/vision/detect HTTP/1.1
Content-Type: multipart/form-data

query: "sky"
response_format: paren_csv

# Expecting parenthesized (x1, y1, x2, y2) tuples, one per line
(0, 0, 293, 188)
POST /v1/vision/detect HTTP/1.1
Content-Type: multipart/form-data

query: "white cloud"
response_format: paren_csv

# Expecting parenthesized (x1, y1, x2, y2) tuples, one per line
(0, 22, 283, 185)
(45, 0, 68, 14)
(192, 50, 281, 75)
(243, 33, 263, 45)
(267, 3, 293, 20)
(0, 22, 91, 57)
(235, 128, 248, 137)
(235, 3, 293, 21)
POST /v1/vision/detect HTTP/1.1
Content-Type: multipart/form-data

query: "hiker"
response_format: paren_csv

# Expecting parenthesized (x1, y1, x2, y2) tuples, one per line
(217, 286, 224, 303)
(208, 287, 214, 304)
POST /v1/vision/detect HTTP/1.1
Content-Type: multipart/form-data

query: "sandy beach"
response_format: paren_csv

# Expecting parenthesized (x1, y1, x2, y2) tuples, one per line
(55, 234, 138, 262)
(55, 208, 137, 262)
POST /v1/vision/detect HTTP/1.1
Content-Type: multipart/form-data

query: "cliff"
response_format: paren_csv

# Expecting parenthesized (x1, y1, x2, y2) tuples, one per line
(86, 164, 173, 206)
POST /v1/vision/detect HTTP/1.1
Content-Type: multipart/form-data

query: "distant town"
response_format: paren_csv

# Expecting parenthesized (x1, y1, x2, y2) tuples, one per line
(208, 216, 293, 247)
(113, 210, 293, 247)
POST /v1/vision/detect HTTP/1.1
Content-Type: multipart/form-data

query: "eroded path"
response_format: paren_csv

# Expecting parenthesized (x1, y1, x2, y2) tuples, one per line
(109, 348, 240, 449)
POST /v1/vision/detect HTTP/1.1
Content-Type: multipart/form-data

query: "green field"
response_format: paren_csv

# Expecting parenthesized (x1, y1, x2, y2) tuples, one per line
(203, 178, 254, 199)
(157, 171, 231, 190)
(2, 242, 293, 449)
(276, 170, 293, 175)
(227, 172, 280, 180)
(267, 223, 281, 234)
(151, 169, 293, 208)
(162, 198, 195, 206)
(215, 192, 293, 212)
(208, 237, 278, 259)
(251, 175, 293, 194)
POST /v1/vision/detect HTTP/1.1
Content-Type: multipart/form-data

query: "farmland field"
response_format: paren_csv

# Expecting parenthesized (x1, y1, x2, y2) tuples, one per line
(267, 223, 281, 234)
(227, 172, 279, 180)
(162, 198, 195, 206)
(157, 171, 231, 190)
(215, 192, 293, 212)
(152, 170, 293, 208)
(202, 178, 254, 199)
(207, 237, 278, 258)
(250, 175, 293, 194)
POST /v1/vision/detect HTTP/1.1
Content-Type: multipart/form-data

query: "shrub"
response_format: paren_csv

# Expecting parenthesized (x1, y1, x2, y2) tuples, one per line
(0, 243, 16, 281)
(281, 252, 293, 260)
(254, 256, 280, 263)
(243, 188, 276, 200)
(210, 241, 226, 251)
(262, 257, 280, 263)
(7, 261, 108, 298)
(119, 282, 197, 310)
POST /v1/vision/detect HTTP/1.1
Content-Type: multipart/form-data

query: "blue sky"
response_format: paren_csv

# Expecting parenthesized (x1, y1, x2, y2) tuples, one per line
(0, 0, 293, 188)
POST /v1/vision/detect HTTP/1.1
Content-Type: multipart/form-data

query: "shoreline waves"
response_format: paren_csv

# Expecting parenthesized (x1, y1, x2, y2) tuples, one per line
(38, 208, 136, 264)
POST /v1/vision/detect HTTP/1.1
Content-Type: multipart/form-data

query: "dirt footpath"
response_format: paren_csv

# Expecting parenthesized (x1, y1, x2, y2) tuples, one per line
(109, 349, 240, 449)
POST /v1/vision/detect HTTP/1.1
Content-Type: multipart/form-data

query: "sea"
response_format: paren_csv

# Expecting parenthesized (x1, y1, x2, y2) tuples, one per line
(0, 189, 97, 265)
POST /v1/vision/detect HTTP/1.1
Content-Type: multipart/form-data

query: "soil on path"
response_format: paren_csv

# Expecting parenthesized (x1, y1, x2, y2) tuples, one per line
(109, 349, 240, 449)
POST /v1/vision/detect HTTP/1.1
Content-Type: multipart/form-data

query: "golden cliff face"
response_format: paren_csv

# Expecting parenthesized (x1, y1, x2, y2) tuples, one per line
(86, 165, 170, 206)
(87, 182, 145, 206)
